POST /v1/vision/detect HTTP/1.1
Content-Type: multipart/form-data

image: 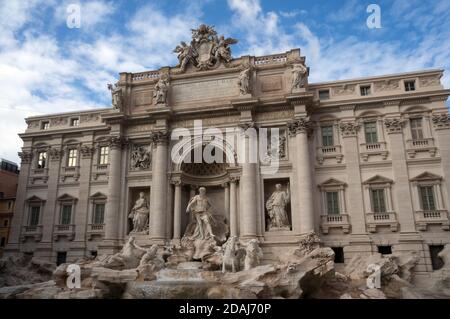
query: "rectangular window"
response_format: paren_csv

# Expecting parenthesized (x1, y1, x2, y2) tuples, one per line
(8, 201, 12, 210)
(405, 80, 416, 92)
(0, 237, 5, 247)
(70, 118, 79, 126)
(67, 149, 78, 167)
(56, 252, 67, 266)
(29, 206, 40, 226)
(99, 146, 109, 165)
(419, 186, 436, 211)
(93, 203, 105, 224)
(326, 191, 340, 215)
(4, 219, 9, 227)
(37, 151, 47, 169)
(61, 204, 72, 225)
(371, 189, 386, 213)
(319, 90, 330, 100)
(360, 85, 371, 96)
(410, 118, 424, 140)
(41, 122, 50, 130)
(364, 122, 378, 144)
(321, 126, 334, 147)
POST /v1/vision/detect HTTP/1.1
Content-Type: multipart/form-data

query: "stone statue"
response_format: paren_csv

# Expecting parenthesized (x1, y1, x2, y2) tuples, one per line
(221, 236, 245, 273)
(173, 41, 197, 72)
(291, 64, 308, 90)
(238, 67, 251, 95)
(153, 76, 170, 105)
(100, 236, 146, 270)
(266, 183, 291, 230)
(244, 239, 263, 271)
(213, 35, 238, 64)
(130, 145, 151, 170)
(185, 187, 215, 240)
(128, 192, 150, 233)
(107, 83, 123, 111)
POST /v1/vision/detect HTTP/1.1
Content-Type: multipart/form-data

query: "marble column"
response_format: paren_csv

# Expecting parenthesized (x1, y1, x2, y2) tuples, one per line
(229, 178, 238, 237)
(104, 136, 124, 243)
(240, 129, 258, 239)
(289, 118, 315, 233)
(222, 183, 230, 224)
(172, 181, 182, 240)
(149, 131, 169, 242)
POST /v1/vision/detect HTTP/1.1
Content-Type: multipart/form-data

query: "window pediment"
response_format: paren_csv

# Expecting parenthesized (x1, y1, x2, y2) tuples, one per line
(363, 175, 393, 185)
(319, 178, 347, 188)
(89, 192, 107, 200)
(26, 195, 45, 203)
(57, 194, 77, 202)
(411, 172, 442, 182)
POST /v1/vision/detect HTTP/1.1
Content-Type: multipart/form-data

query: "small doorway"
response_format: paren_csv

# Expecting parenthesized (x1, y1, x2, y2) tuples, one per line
(56, 252, 67, 266)
(429, 245, 444, 271)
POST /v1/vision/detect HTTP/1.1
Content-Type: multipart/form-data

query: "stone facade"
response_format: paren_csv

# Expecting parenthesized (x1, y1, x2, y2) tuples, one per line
(5, 26, 450, 276)
(0, 159, 19, 257)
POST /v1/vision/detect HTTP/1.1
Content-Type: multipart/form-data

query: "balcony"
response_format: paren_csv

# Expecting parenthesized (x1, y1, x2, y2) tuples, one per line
(415, 210, 450, 231)
(53, 224, 75, 241)
(87, 224, 105, 240)
(360, 142, 388, 161)
(20, 225, 43, 242)
(406, 138, 437, 158)
(366, 212, 398, 233)
(316, 145, 343, 164)
(320, 214, 350, 234)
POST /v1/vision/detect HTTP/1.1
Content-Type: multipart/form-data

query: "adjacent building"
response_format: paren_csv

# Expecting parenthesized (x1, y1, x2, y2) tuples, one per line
(0, 159, 19, 256)
(5, 25, 450, 275)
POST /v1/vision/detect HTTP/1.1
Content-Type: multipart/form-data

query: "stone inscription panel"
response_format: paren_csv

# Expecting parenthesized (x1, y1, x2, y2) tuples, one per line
(172, 77, 238, 103)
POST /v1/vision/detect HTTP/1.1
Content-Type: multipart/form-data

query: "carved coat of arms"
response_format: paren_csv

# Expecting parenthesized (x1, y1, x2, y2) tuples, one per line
(173, 24, 238, 72)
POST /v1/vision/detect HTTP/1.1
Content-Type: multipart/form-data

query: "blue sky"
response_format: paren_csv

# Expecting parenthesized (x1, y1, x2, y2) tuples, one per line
(1, 0, 450, 164)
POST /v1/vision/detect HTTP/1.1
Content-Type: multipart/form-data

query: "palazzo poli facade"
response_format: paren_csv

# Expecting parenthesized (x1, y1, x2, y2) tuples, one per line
(5, 25, 450, 274)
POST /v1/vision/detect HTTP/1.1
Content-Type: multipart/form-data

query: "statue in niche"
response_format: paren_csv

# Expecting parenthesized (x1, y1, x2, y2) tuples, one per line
(130, 145, 151, 170)
(291, 63, 308, 90)
(266, 183, 291, 230)
(107, 82, 123, 111)
(153, 76, 170, 105)
(185, 187, 216, 240)
(238, 67, 251, 95)
(128, 192, 150, 233)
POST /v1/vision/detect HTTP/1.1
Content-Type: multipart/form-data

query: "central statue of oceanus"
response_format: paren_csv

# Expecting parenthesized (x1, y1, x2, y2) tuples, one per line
(180, 186, 229, 260)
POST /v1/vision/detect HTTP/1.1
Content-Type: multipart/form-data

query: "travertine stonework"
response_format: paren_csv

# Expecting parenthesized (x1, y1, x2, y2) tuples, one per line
(5, 25, 450, 280)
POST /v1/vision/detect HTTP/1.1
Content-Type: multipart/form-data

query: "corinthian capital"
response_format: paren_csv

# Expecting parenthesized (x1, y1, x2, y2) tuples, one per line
(150, 131, 170, 145)
(432, 113, 450, 129)
(108, 136, 127, 149)
(18, 151, 33, 164)
(49, 148, 64, 161)
(287, 118, 312, 136)
(339, 121, 360, 137)
(384, 117, 405, 134)
(80, 145, 95, 158)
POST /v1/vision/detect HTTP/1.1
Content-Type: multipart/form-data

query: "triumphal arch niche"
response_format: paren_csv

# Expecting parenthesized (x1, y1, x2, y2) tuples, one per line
(102, 23, 308, 258)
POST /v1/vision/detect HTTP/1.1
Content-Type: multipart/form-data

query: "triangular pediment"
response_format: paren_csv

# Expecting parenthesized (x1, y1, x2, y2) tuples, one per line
(319, 178, 346, 187)
(363, 175, 393, 185)
(57, 193, 77, 201)
(89, 192, 107, 199)
(411, 172, 442, 182)
(26, 195, 45, 202)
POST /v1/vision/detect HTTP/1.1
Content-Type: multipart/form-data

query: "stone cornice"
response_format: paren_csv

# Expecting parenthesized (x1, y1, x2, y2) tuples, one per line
(230, 98, 259, 112)
(315, 89, 450, 109)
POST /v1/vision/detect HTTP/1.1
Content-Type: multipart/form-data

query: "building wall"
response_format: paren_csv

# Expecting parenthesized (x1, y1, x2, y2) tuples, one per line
(5, 51, 450, 273)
